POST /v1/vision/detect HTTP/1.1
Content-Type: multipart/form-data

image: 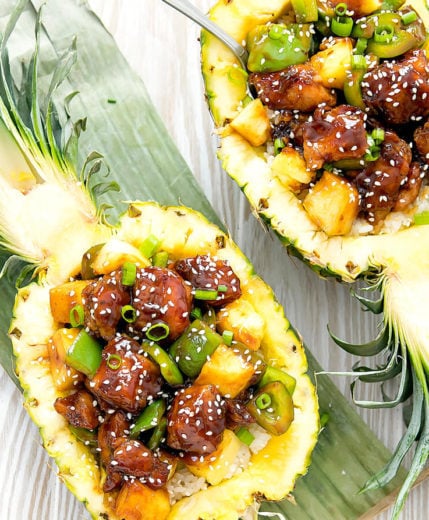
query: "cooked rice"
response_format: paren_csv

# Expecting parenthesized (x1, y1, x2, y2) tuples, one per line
(167, 426, 272, 504)
(248, 423, 271, 453)
(167, 468, 208, 504)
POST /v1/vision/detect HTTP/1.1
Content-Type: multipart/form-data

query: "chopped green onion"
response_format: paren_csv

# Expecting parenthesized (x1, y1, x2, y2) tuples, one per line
(217, 284, 228, 293)
(222, 330, 234, 346)
(121, 304, 137, 323)
(140, 234, 160, 258)
(152, 250, 169, 267)
(235, 427, 255, 446)
(146, 322, 170, 341)
(371, 128, 385, 145)
(65, 329, 103, 378)
(331, 16, 353, 37)
(106, 353, 122, 370)
(355, 37, 368, 55)
(334, 2, 348, 16)
(364, 146, 381, 162)
(413, 211, 429, 226)
(373, 25, 394, 43)
(190, 307, 203, 320)
(121, 261, 137, 286)
(130, 399, 166, 438)
(194, 288, 218, 300)
(351, 54, 368, 70)
(256, 392, 272, 410)
(401, 10, 418, 25)
(69, 304, 84, 327)
(274, 137, 285, 155)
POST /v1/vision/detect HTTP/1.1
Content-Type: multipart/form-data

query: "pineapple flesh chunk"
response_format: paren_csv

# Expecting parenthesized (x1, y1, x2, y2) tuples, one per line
(195, 343, 260, 398)
(115, 480, 171, 520)
(310, 37, 353, 90)
(216, 298, 265, 350)
(270, 147, 315, 193)
(83, 238, 151, 277)
(185, 429, 246, 485)
(230, 98, 271, 147)
(49, 280, 92, 324)
(48, 328, 83, 391)
(303, 171, 359, 236)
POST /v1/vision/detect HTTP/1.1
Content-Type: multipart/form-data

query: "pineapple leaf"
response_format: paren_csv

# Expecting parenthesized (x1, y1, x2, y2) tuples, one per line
(360, 370, 424, 491)
(328, 322, 390, 356)
(350, 350, 410, 408)
(351, 287, 384, 314)
(352, 357, 403, 383)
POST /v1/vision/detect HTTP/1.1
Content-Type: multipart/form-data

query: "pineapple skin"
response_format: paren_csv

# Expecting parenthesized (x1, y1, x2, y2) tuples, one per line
(9, 201, 319, 520)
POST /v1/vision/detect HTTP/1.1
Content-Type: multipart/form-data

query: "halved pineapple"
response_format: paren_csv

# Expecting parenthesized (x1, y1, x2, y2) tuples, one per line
(0, 5, 318, 519)
(201, 0, 429, 517)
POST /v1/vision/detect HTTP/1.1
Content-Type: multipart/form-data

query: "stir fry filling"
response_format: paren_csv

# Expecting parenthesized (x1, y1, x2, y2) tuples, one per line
(48, 243, 296, 506)
(232, 1, 429, 235)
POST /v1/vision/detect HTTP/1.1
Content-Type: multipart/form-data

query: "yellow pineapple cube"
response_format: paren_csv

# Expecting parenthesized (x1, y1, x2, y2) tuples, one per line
(49, 280, 92, 324)
(303, 171, 359, 236)
(195, 343, 257, 398)
(48, 328, 83, 390)
(115, 480, 170, 520)
(310, 38, 353, 89)
(229, 98, 271, 147)
(216, 298, 264, 350)
(270, 147, 314, 193)
(83, 238, 151, 277)
(186, 430, 244, 485)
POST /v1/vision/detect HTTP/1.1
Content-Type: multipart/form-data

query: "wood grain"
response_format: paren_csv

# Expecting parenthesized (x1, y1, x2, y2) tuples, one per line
(0, 0, 427, 518)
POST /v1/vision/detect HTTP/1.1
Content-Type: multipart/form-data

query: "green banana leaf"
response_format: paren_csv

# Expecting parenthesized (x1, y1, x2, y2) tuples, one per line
(0, 0, 405, 518)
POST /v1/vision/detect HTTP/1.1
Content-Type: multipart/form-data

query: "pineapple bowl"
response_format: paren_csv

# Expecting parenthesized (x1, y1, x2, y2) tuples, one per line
(0, 1, 425, 520)
(0, 1, 321, 519)
(200, 0, 429, 517)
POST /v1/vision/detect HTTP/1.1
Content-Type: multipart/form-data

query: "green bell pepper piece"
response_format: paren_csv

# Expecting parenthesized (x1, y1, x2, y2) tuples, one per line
(130, 399, 166, 438)
(353, 9, 426, 58)
(169, 319, 223, 378)
(291, 0, 318, 23)
(247, 381, 294, 436)
(259, 365, 296, 396)
(141, 341, 184, 386)
(66, 329, 103, 378)
(344, 68, 367, 110)
(246, 23, 313, 73)
(80, 243, 104, 279)
(147, 416, 168, 450)
(69, 425, 98, 447)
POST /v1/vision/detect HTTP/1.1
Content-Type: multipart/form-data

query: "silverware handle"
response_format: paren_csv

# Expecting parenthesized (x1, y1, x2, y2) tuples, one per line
(161, 0, 248, 68)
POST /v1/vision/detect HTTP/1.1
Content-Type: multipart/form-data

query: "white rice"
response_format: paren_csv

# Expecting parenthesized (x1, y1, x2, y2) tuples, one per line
(167, 468, 208, 504)
(167, 426, 272, 504)
(248, 423, 271, 454)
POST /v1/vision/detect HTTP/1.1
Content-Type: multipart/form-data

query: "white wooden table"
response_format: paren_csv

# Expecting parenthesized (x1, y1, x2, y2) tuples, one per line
(0, 1, 427, 518)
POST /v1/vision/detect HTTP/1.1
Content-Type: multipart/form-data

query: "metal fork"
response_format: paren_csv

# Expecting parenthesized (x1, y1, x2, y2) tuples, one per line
(160, 0, 249, 70)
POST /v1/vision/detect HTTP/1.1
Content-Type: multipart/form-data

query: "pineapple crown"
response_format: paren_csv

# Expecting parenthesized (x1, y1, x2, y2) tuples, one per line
(0, 0, 119, 275)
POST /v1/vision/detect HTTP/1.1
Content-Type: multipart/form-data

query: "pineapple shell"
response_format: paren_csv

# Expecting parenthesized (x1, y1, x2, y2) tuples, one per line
(9, 200, 318, 520)
(0, 5, 318, 511)
(200, 0, 429, 517)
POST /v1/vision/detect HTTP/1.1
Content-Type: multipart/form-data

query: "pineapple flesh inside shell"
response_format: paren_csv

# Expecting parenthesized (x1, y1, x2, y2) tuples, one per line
(200, 0, 429, 517)
(7, 193, 318, 519)
(0, 6, 319, 514)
